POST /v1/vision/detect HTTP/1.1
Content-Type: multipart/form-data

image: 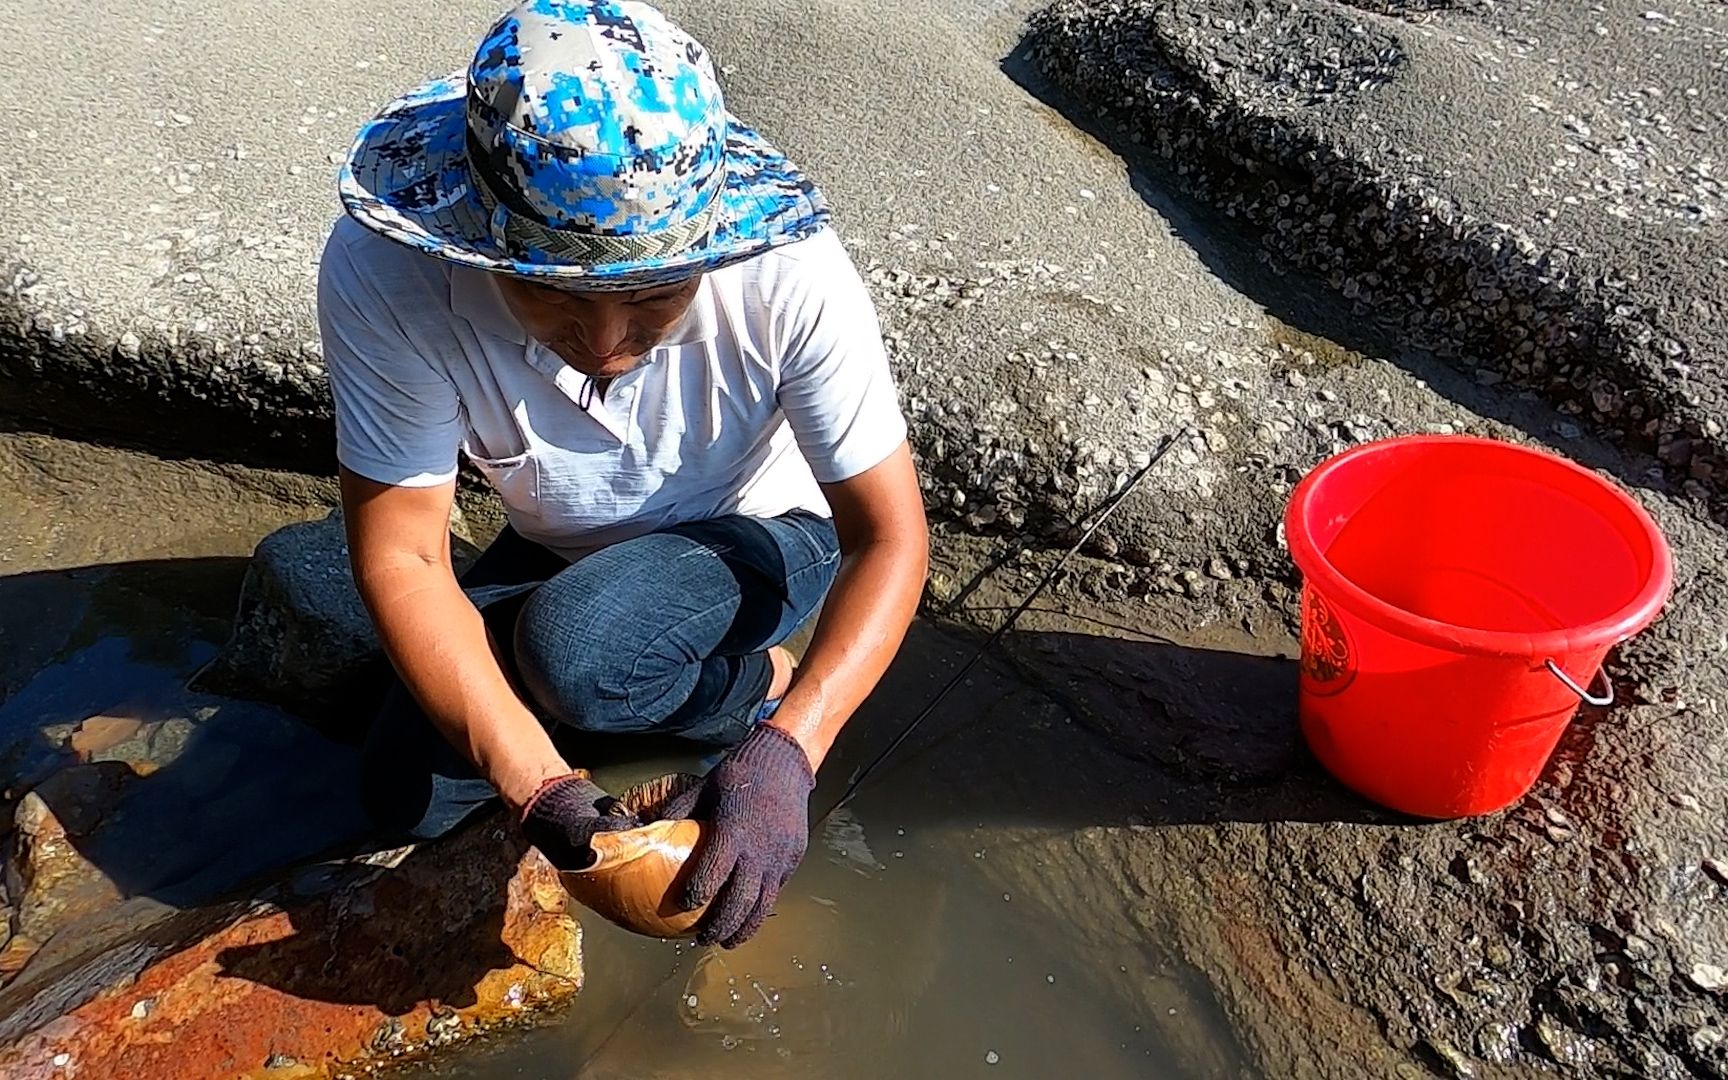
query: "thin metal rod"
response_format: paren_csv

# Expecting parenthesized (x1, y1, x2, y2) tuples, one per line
(821, 431, 1180, 820)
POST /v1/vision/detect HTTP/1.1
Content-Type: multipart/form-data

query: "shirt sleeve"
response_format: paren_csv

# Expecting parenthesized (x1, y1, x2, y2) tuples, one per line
(317, 224, 464, 488)
(773, 233, 909, 485)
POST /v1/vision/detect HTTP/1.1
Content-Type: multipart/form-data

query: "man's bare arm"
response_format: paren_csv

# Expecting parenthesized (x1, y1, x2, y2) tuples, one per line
(762, 442, 929, 769)
(339, 468, 571, 809)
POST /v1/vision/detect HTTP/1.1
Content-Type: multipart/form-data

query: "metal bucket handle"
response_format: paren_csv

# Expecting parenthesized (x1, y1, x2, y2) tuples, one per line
(1545, 659, 1614, 707)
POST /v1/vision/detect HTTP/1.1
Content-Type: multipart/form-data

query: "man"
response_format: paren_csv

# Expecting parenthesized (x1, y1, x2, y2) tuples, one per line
(319, 0, 927, 949)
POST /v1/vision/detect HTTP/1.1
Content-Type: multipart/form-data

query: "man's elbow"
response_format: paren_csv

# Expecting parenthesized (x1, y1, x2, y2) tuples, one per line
(351, 545, 457, 612)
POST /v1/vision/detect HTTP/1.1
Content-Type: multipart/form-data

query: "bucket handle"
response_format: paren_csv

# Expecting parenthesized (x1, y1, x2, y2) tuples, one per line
(1544, 660, 1614, 707)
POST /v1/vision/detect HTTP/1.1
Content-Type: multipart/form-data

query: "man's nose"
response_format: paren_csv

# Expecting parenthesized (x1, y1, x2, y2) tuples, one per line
(573, 305, 630, 357)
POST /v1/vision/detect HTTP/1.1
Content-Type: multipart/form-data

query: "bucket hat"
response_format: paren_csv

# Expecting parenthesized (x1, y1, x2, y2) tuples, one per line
(338, 0, 828, 289)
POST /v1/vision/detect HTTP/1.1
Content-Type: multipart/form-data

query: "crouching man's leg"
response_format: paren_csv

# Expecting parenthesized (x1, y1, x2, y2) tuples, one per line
(512, 510, 840, 746)
(360, 512, 838, 842)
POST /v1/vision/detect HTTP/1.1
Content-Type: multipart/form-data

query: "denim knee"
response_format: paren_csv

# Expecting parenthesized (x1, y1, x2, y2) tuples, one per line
(512, 588, 640, 733)
(509, 514, 837, 738)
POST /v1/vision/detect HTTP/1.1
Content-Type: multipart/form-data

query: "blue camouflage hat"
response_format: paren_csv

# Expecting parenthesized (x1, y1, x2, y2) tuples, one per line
(339, 0, 828, 289)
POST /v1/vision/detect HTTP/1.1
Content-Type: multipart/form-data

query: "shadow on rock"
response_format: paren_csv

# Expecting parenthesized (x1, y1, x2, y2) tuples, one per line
(66, 706, 370, 905)
(817, 621, 1405, 833)
(210, 815, 529, 1014)
(0, 558, 375, 982)
(0, 550, 591, 1074)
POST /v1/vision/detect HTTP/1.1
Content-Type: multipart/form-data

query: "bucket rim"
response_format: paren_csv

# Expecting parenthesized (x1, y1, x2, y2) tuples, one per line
(1283, 434, 1675, 659)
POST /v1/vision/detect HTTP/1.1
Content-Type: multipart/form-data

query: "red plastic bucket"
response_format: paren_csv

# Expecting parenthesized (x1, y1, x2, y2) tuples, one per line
(1284, 435, 1673, 818)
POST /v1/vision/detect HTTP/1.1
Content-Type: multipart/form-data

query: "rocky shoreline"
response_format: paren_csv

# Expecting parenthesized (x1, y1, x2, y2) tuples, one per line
(0, 269, 333, 471)
(1022, 0, 1728, 519)
(0, 817, 581, 1080)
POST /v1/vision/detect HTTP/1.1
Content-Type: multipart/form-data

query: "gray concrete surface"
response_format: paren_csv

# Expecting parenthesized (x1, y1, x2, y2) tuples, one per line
(1026, 0, 1728, 515)
(0, 0, 1382, 580)
(0, 2, 501, 463)
(5, 0, 1227, 472)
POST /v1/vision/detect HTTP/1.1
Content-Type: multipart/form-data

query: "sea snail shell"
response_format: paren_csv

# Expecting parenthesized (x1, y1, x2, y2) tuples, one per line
(558, 772, 713, 939)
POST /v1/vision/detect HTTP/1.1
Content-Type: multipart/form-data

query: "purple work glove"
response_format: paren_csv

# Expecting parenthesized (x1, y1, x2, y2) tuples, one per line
(662, 724, 816, 948)
(519, 771, 640, 872)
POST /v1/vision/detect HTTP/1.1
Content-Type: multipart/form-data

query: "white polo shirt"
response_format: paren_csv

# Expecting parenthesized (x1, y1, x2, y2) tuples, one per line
(316, 216, 907, 561)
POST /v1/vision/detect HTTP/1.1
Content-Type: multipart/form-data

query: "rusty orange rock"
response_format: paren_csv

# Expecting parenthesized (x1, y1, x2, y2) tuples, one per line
(0, 936, 41, 983)
(0, 813, 582, 1080)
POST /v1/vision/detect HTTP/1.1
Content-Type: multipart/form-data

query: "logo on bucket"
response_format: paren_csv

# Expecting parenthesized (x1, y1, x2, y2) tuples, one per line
(1300, 589, 1356, 695)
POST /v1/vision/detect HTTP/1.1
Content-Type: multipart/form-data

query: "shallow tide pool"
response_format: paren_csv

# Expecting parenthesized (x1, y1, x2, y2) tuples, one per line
(0, 434, 1250, 1078)
(391, 787, 1233, 1080)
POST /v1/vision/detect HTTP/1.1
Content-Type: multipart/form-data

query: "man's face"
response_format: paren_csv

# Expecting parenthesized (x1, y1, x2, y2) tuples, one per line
(495, 274, 703, 379)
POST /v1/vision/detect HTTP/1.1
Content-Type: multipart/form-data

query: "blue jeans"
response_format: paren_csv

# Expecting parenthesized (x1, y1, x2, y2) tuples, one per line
(360, 510, 841, 840)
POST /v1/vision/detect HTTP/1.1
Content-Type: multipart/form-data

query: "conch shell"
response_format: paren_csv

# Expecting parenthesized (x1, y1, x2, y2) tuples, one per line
(559, 772, 712, 939)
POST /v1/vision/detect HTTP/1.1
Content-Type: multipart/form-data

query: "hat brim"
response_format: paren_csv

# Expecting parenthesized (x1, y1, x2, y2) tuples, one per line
(338, 74, 829, 289)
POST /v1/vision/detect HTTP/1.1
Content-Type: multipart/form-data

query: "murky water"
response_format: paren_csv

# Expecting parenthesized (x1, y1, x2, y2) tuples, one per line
(0, 433, 1248, 1077)
(393, 793, 1226, 1080)
(385, 696, 1246, 1078)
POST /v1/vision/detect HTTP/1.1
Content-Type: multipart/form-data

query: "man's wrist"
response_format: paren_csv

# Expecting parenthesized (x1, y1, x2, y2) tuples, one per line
(495, 758, 580, 814)
(763, 706, 827, 773)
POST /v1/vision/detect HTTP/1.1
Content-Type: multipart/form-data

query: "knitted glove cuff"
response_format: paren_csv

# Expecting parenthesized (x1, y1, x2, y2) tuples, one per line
(732, 725, 816, 791)
(519, 769, 597, 824)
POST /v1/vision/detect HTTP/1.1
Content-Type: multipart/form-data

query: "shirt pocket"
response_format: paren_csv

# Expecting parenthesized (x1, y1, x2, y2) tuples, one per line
(462, 438, 541, 509)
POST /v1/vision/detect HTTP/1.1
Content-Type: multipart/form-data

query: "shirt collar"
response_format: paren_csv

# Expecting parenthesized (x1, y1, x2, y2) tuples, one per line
(448, 267, 719, 349)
